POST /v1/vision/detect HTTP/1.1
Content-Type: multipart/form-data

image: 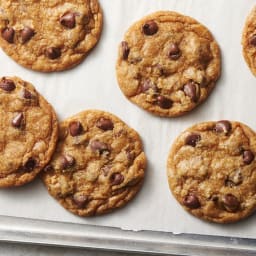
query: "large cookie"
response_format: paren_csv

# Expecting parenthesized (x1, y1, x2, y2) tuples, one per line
(242, 6, 256, 76)
(0, 76, 58, 187)
(42, 110, 146, 216)
(167, 121, 256, 223)
(0, 0, 103, 72)
(116, 11, 221, 117)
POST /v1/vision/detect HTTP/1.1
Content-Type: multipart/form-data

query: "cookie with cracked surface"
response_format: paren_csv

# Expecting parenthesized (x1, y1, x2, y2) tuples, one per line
(116, 11, 221, 117)
(41, 110, 146, 216)
(0, 76, 58, 187)
(0, 0, 103, 72)
(242, 6, 256, 76)
(167, 121, 256, 223)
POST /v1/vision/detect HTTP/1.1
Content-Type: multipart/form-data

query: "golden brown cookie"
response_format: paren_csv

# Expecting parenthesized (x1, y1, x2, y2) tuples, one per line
(0, 0, 103, 72)
(0, 76, 58, 187)
(242, 6, 256, 76)
(41, 110, 146, 216)
(167, 121, 256, 223)
(116, 11, 221, 117)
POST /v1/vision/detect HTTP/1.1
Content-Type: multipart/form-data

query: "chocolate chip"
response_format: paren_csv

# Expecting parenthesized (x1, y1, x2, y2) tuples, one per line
(121, 41, 130, 60)
(183, 81, 199, 102)
(142, 20, 158, 35)
(139, 80, 157, 94)
(60, 12, 76, 29)
(45, 47, 61, 59)
(22, 89, 33, 99)
(243, 150, 254, 165)
(96, 117, 114, 131)
(44, 165, 53, 172)
(249, 34, 256, 46)
(185, 133, 201, 147)
(1, 27, 15, 43)
(12, 113, 24, 128)
(90, 140, 109, 154)
(73, 194, 88, 208)
(69, 121, 83, 136)
(168, 43, 181, 60)
(21, 27, 35, 43)
(110, 173, 124, 185)
(156, 95, 172, 109)
(215, 120, 231, 135)
(0, 78, 16, 92)
(24, 158, 36, 171)
(60, 154, 75, 169)
(183, 194, 201, 209)
(221, 194, 240, 212)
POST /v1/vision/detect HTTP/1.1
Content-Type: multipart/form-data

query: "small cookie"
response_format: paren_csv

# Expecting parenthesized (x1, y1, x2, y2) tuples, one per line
(242, 6, 256, 76)
(167, 121, 256, 223)
(116, 11, 221, 117)
(0, 0, 103, 72)
(41, 110, 146, 216)
(0, 76, 58, 187)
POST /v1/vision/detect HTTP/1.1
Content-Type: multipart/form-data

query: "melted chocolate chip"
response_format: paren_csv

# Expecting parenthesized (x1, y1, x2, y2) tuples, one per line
(44, 165, 53, 172)
(22, 89, 33, 99)
(243, 150, 254, 165)
(45, 47, 61, 59)
(21, 27, 35, 43)
(183, 194, 201, 209)
(110, 173, 124, 185)
(142, 20, 158, 35)
(221, 194, 240, 212)
(156, 95, 172, 109)
(60, 154, 75, 169)
(183, 81, 199, 102)
(60, 12, 76, 29)
(215, 120, 231, 135)
(121, 41, 130, 60)
(90, 140, 109, 154)
(12, 113, 24, 128)
(0, 78, 16, 91)
(139, 80, 157, 94)
(96, 117, 114, 131)
(185, 133, 201, 147)
(24, 158, 36, 171)
(249, 34, 256, 46)
(73, 194, 88, 208)
(168, 43, 181, 60)
(69, 121, 83, 136)
(1, 27, 15, 43)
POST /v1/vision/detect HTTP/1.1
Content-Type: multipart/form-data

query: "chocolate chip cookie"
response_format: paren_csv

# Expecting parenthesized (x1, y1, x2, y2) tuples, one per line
(0, 76, 58, 187)
(0, 0, 103, 72)
(167, 121, 256, 223)
(242, 6, 256, 76)
(41, 110, 146, 216)
(116, 11, 221, 117)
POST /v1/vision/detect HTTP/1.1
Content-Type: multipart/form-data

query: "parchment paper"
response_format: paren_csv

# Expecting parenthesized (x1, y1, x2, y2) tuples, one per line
(1, 0, 256, 239)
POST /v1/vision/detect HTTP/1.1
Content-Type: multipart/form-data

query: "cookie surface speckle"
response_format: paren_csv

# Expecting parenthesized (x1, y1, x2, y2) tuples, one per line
(167, 121, 256, 223)
(116, 11, 221, 117)
(42, 110, 146, 216)
(0, 0, 103, 72)
(0, 76, 58, 187)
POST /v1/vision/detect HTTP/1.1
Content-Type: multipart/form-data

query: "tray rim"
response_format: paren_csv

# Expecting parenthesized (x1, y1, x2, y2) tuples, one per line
(1, 214, 256, 255)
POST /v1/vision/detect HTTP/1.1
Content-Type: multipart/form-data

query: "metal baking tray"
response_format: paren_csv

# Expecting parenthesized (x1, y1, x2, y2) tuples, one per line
(1, 214, 256, 255)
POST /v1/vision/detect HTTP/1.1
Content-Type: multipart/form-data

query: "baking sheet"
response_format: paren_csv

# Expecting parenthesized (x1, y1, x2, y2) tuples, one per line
(1, 0, 256, 240)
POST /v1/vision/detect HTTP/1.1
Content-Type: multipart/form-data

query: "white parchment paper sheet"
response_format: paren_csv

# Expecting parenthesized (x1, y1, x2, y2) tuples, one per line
(1, 0, 256, 239)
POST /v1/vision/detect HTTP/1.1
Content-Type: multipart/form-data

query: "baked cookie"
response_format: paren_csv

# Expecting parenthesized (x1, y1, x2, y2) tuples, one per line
(0, 0, 103, 72)
(167, 121, 256, 223)
(41, 110, 146, 216)
(116, 11, 221, 117)
(242, 6, 256, 76)
(0, 76, 58, 187)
